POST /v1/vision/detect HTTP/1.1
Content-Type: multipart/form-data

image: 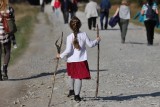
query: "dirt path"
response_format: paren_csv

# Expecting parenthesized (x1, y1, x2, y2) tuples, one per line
(0, 4, 160, 107)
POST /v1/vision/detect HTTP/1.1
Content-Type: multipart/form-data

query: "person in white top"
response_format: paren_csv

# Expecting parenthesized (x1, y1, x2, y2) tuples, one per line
(114, 0, 130, 43)
(85, 0, 99, 30)
(57, 16, 101, 102)
(39, 0, 45, 12)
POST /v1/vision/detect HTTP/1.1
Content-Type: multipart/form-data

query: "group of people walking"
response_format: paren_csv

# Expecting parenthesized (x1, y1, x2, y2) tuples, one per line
(0, 0, 159, 104)
(51, 0, 78, 24)
(85, 0, 159, 45)
(85, 0, 111, 30)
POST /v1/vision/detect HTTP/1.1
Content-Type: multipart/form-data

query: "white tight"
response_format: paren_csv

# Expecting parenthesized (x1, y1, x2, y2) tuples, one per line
(68, 76, 82, 95)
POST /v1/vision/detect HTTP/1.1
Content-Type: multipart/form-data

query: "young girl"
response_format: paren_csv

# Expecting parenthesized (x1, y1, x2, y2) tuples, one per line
(56, 16, 101, 102)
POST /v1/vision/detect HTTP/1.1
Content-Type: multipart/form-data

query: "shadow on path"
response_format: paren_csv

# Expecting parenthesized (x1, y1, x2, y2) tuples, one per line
(107, 27, 142, 31)
(126, 41, 146, 45)
(84, 91, 160, 101)
(90, 69, 108, 72)
(125, 42, 159, 46)
(9, 69, 66, 81)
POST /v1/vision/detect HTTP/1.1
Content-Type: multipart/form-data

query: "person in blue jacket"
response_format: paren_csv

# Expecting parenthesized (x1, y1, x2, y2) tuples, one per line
(99, 0, 111, 30)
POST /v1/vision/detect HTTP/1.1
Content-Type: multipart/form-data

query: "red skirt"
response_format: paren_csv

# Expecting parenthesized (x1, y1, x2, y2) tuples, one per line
(67, 60, 91, 79)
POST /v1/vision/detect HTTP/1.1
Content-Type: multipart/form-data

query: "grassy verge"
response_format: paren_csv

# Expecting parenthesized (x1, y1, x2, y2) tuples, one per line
(9, 4, 39, 65)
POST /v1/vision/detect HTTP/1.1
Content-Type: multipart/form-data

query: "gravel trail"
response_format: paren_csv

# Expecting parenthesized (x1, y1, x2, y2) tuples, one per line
(0, 4, 160, 107)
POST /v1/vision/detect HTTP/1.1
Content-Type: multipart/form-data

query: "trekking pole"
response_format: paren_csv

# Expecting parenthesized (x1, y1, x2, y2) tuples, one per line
(95, 24, 100, 98)
(48, 32, 63, 107)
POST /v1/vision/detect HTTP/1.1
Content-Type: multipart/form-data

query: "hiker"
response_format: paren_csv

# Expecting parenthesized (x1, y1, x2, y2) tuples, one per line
(70, 0, 78, 18)
(0, 0, 16, 80)
(133, 10, 160, 28)
(114, 0, 130, 43)
(85, 0, 99, 30)
(54, 0, 61, 17)
(56, 16, 101, 102)
(141, 0, 159, 45)
(99, 0, 111, 30)
(60, 0, 72, 24)
(40, 0, 45, 12)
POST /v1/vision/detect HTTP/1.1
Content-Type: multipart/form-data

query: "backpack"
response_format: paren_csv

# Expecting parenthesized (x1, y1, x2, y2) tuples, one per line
(109, 12, 120, 28)
(145, 4, 155, 20)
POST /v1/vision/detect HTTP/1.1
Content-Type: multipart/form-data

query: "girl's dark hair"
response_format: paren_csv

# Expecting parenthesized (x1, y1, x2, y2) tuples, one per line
(69, 16, 81, 50)
(147, 0, 153, 6)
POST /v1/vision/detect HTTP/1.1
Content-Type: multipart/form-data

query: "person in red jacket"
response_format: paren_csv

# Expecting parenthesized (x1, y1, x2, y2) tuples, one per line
(54, 0, 61, 17)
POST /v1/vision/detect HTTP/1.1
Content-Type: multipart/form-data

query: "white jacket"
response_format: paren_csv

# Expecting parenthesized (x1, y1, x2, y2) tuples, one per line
(85, 1, 99, 19)
(60, 32, 99, 62)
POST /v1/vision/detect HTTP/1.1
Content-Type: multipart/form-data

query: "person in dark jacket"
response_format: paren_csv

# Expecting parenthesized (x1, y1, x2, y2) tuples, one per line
(141, 0, 159, 45)
(99, 0, 111, 30)
(60, 0, 72, 24)
(70, 0, 78, 18)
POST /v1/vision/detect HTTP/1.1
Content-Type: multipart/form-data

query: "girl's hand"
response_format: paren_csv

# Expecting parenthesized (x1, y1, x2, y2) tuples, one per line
(56, 54, 60, 59)
(97, 36, 101, 42)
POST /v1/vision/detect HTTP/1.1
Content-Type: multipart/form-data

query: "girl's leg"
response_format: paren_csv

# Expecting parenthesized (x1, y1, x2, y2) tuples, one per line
(74, 79, 82, 102)
(68, 76, 75, 97)
(68, 76, 74, 90)
(74, 79, 82, 95)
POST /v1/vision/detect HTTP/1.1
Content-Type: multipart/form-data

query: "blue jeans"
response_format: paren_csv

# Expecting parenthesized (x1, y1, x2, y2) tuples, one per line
(100, 11, 109, 30)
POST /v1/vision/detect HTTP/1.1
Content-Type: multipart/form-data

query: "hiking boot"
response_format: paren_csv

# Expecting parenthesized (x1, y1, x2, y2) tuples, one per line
(74, 95, 81, 102)
(0, 71, 2, 81)
(2, 65, 8, 80)
(67, 90, 75, 97)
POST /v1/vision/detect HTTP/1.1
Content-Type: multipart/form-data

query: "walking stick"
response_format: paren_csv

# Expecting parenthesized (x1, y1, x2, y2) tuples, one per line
(48, 32, 63, 107)
(95, 24, 100, 98)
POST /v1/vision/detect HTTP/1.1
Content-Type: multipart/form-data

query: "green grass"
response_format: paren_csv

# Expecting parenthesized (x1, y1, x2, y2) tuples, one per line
(9, 5, 39, 65)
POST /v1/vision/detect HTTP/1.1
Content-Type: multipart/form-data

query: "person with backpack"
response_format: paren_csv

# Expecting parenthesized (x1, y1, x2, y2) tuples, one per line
(56, 16, 101, 102)
(99, 0, 111, 30)
(141, 0, 159, 46)
(0, 0, 15, 80)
